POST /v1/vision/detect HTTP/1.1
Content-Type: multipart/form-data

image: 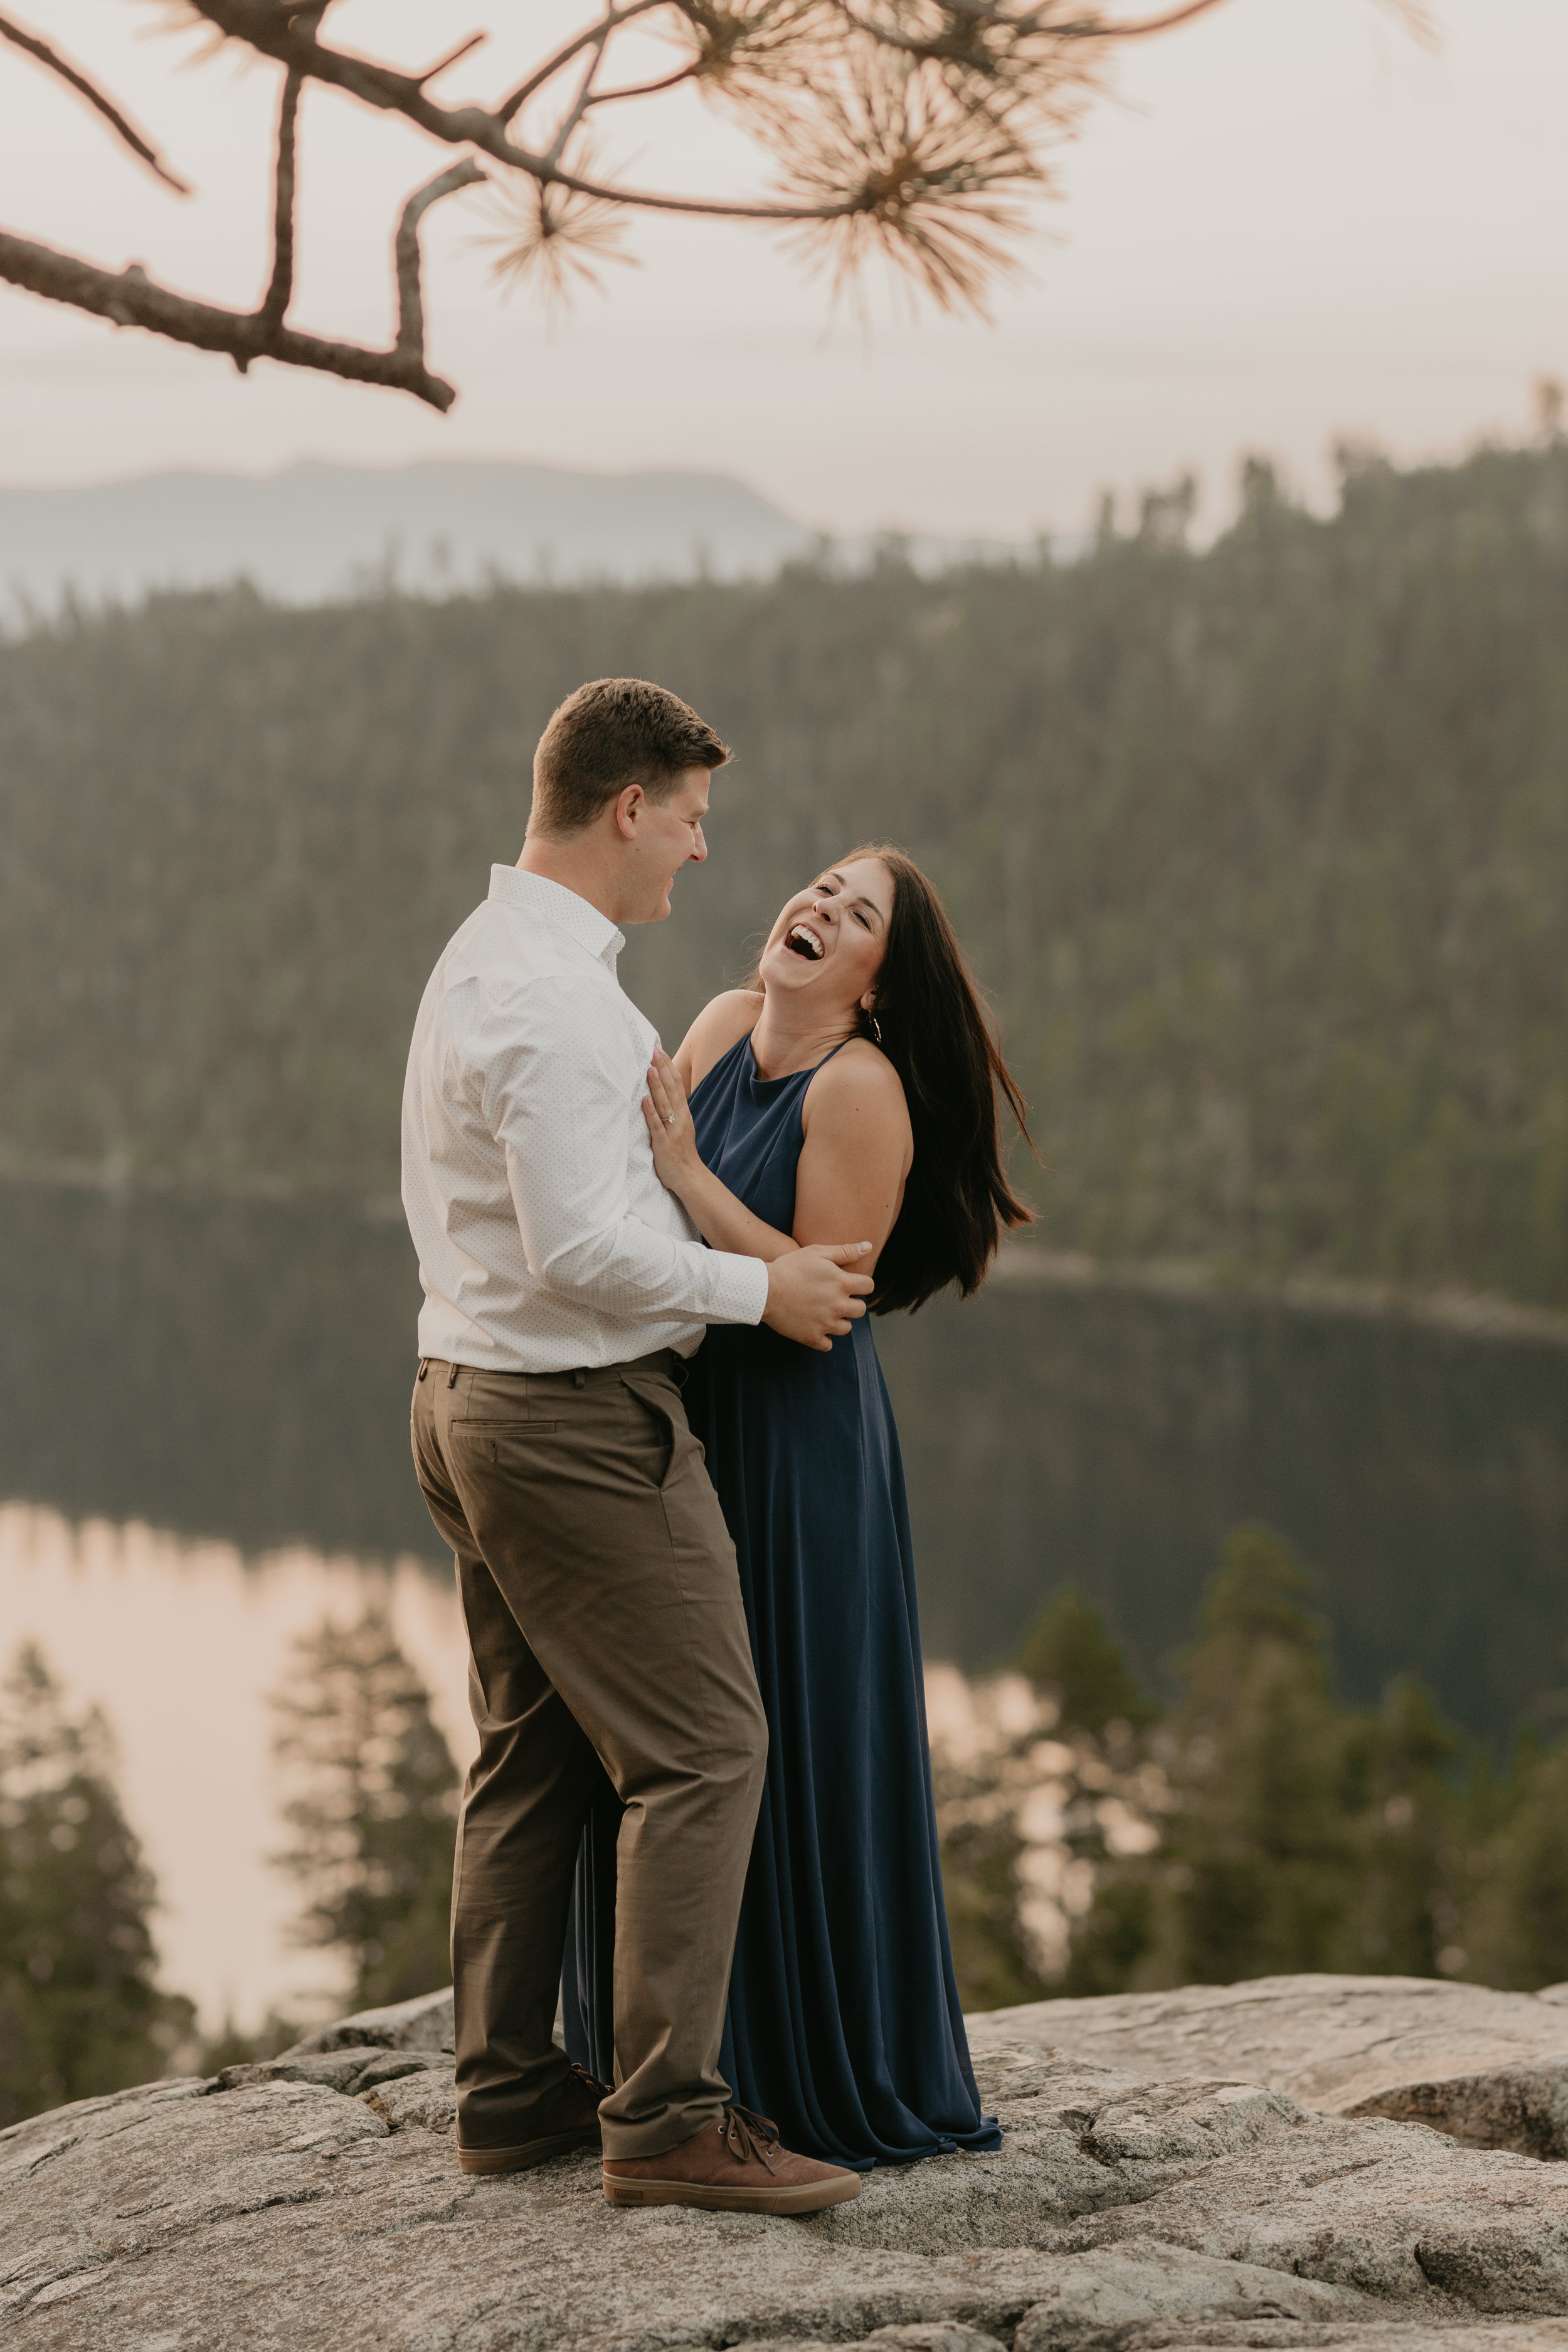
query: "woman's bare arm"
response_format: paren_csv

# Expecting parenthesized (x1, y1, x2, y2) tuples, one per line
(642, 1050, 800, 1261)
(792, 1046, 911, 1268)
(641, 1040, 909, 1275)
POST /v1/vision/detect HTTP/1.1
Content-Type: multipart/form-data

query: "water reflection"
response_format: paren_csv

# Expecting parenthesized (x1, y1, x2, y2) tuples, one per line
(0, 1184, 431, 1560)
(0, 1502, 474, 2032)
(4, 1182, 1567, 1745)
(882, 1284, 1568, 1742)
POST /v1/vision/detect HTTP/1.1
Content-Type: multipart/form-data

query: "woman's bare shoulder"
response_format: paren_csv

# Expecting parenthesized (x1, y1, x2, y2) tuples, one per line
(805, 1037, 911, 1128)
(676, 989, 764, 1089)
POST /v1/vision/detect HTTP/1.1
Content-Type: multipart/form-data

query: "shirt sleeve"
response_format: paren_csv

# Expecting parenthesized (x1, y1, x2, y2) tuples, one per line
(471, 972, 768, 1328)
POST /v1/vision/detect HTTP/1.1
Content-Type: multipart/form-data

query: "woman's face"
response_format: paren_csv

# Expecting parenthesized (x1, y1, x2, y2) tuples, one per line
(757, 855, 894, 1019)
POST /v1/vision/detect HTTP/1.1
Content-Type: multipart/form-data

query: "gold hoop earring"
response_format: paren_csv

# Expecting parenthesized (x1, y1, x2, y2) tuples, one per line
(868, 1010, 883, 1046)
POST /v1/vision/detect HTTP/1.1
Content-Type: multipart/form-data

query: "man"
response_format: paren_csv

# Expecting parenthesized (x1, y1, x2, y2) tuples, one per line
(403, 678, 871, 2215)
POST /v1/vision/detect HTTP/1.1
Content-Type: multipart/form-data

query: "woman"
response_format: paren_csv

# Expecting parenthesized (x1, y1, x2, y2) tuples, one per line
(563, 844, 1032, 2169)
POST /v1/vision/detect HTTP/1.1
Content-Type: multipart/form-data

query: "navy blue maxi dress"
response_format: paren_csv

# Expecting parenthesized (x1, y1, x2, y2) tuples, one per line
(561, 1033, 999, 2169)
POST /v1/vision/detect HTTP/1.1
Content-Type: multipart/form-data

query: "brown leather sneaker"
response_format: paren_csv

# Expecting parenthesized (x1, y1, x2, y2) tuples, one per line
(456, 2063, 610, 2176)
(603, 2104, 861, 2214)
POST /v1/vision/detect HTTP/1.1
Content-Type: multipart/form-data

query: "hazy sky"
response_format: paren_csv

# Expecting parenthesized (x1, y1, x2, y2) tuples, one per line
(1, 0, 1565, 537)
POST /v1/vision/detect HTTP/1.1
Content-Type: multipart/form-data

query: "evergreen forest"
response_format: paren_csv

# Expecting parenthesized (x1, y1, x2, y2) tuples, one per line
(3, 433, 1567, 1307)
(938, 1536, 1568, 2016)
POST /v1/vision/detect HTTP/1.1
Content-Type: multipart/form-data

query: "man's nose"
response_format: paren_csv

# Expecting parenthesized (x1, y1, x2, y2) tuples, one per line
(690, 825, 707, 863)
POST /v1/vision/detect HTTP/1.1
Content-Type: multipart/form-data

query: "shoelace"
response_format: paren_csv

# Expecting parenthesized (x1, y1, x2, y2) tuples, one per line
(718, 2102, 782, 2174)
(570, 2062, 612, 2100)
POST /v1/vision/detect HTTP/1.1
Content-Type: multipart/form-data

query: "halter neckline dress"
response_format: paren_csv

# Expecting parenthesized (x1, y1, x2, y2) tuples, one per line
(563, 1030, 999, 2169)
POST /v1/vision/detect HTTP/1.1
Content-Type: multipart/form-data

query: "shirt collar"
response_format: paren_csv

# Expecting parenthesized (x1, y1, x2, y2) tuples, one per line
(488, 865, 625, 972)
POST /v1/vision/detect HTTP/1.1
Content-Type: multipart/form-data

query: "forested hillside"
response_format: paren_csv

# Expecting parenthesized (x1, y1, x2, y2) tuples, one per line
(3, 438, 1566, 1305)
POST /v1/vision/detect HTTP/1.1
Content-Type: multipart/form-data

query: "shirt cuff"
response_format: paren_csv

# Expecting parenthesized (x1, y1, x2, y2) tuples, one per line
(706, 1249, 770, 1328)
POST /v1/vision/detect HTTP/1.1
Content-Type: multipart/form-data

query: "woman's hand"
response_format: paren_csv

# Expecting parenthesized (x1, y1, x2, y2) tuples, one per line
(641, 1048, 705, 1197)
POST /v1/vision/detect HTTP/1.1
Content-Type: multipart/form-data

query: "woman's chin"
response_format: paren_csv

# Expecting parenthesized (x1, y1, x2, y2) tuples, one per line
(760, 961, 861, 1026)
(760, 955, 813, 993)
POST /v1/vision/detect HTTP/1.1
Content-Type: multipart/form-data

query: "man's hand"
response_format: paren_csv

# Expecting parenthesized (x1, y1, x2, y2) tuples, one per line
(763, 1244, 875, 1352)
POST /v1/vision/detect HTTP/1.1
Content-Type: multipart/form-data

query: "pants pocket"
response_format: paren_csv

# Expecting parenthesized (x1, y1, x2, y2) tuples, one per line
(618, 1373, 690, 1493)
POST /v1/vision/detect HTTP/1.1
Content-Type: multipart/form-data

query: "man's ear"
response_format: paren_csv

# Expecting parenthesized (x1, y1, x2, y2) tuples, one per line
(612, 782, 644, 842)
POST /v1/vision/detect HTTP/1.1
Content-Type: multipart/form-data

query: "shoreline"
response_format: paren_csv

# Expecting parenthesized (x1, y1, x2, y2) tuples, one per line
(990, 1241, 1568, 1351)
(4, 1158, 1565, 1353)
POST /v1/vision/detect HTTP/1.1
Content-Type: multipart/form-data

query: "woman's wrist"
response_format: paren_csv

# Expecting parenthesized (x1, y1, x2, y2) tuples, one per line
(670, 1153, 711, 1212)
(670, 1158, 722, 1232)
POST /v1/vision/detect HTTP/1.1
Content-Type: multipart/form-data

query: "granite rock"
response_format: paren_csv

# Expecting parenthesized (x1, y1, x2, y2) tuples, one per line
(731, 2332, 1009, 2352)
(969, 1979, 1568, 2159)
(281, 1985, 455, 2058)
(215, 2047, 448, 2096)
(1010, 2242, 1404, 2348)
(8, 1981, 1568, 2351)
(1019, 2329, 1568, 2350)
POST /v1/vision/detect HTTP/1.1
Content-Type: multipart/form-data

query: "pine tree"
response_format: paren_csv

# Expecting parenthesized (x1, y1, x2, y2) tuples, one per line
(931, 1594, 1166, 2005)
(1059, 1873, 1161, 2000)
(0, 1643, 195, 2126)
(1346, 1677, 1468, 1979)
(1061, 1525, 1369, 1993)
(1153, 1525, 1362, 1983)
(1011, 1587, 1161, 1737)
(1035, 1543, 1568, 2000)
(1007, 1587, 1167, 1997)
(1463, 1735, 1568, 1991)
(271, 1610, 459, 2010)
(938, 1813, 1050, 2013)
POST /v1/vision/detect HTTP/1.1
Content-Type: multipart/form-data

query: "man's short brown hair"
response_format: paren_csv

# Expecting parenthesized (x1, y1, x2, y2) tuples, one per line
(530, 678, 731, 836)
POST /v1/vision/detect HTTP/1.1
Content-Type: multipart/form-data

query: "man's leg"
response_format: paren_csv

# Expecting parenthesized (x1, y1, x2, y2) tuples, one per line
(424, 1352, 768, 2162)
(413, 1366, 603, 2149)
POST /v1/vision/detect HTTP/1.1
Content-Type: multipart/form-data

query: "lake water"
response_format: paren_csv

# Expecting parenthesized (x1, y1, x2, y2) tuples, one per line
(4, 1180, 1567, 2026)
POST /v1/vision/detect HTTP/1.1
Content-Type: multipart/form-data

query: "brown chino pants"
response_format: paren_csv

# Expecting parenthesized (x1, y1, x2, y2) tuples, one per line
(411, 1348, 767, 2162)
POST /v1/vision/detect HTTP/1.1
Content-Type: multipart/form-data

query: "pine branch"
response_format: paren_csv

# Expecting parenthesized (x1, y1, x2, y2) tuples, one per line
(0, 161, 480, 414)
(255, 66, 302, 342)
(394, 160, 487, 363)
(0, 9, 191, 192)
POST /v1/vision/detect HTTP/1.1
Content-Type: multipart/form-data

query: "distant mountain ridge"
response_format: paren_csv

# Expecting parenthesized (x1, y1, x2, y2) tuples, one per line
(0, 460, 1027, 613)
(0, 460, 815, 610)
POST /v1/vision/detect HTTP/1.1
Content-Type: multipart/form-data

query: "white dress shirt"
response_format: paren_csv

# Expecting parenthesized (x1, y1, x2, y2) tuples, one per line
(402, 865, 769, 1373)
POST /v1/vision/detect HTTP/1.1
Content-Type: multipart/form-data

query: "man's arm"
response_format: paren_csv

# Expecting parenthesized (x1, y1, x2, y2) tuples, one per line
(474, 974, 764, 1325)
(472, 975, 872, 1348)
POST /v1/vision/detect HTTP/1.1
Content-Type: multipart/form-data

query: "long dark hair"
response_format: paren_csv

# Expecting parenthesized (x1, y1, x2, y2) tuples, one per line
(838, 844, 1034, 1313)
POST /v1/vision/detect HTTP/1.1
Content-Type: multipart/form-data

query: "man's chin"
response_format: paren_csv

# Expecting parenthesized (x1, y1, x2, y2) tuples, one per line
(625, 890, 674, 925)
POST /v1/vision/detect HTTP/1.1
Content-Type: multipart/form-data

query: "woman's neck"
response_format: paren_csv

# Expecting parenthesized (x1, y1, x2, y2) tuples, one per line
(749, 993, 858, 1081)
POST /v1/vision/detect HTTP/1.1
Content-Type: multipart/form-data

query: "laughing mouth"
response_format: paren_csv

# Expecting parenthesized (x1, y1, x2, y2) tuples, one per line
(785, 923, 825, 961)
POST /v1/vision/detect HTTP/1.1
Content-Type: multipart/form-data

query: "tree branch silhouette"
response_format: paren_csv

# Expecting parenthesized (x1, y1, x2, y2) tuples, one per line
(0, 9, 189, 191)
(0, 0, 1429, 410)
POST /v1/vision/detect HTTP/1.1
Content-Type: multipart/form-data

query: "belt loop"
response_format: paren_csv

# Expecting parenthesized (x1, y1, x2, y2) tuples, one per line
(447, 1360, 460, 1389)
(416, 1359, 428, 1381)
(572, 1367, 586, 1388)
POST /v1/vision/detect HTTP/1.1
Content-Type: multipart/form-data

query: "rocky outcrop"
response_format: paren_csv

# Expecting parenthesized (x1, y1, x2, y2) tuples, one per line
(971, 1976, 1568, 2159)
(8, 1978, 1568, 2349)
